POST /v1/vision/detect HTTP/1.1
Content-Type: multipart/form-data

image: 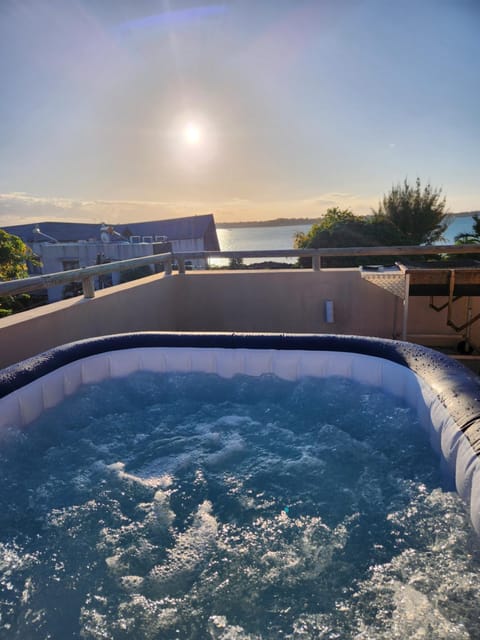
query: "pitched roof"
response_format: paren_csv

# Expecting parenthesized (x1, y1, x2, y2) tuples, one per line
(2, 214, 220, 250)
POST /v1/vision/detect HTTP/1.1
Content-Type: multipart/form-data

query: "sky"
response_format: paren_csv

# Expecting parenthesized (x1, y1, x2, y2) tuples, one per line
(0, 0, 479, 225)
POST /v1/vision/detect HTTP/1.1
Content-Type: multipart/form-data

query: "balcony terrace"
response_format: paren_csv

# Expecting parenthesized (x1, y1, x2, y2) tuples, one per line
(1, 244, 480, 371)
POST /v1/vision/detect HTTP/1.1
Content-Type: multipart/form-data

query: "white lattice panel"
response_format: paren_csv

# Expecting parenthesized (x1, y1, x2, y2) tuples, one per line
(361, 270, 406, 299)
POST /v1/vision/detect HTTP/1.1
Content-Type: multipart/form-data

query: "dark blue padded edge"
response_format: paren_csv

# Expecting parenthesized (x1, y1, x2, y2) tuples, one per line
(2, 332, 480, 454)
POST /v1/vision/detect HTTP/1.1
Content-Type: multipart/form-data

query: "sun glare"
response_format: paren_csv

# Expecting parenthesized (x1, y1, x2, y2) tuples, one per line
(170, 115, 217, 170)
(183, 123, 202, 145)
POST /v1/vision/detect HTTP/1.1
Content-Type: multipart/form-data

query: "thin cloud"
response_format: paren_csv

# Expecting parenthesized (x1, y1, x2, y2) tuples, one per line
(0, 193, 208, 225)
(297, 193, 376, 215)
(0, 191, 378, 227)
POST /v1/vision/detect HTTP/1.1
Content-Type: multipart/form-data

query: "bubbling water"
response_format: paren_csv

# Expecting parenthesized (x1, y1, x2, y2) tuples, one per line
(1, 372, 479, 639)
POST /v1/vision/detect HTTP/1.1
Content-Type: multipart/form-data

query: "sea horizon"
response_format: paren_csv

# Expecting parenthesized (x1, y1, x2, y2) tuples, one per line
(216, 210, 479, 229)
(216, 213, 478, 257)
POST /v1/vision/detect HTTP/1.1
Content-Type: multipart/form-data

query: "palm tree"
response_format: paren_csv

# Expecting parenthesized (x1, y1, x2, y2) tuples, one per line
(454, 214, 480, 245)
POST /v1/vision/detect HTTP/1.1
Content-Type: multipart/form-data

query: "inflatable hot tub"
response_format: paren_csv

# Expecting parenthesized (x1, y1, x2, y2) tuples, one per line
(1, 332, 480, 532)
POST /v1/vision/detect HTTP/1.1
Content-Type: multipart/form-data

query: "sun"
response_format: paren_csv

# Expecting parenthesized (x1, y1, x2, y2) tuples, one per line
(183, 123, 202, 145)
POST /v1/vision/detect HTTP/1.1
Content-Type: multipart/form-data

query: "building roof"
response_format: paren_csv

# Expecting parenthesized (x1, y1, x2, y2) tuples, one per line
(2, 214, 220, 251)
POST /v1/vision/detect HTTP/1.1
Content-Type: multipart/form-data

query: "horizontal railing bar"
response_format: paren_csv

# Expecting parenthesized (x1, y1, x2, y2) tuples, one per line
(194, 244, 480, 259)
(0, 252, 172, 297)
(0, 244, 478, 299)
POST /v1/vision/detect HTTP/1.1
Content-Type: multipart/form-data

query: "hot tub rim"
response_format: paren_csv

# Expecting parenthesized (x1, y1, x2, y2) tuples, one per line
(1, 332, 480, 437)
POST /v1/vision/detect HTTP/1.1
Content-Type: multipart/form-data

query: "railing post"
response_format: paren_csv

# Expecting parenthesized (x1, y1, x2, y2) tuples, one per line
(313, 255, 322, 271)
(82, 276, 95, 299)
(402, 273, 410, 340)
(177, 257, 186, 274)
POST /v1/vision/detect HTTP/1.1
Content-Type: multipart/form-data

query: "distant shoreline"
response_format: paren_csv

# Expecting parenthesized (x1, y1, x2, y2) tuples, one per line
(216, 211, 479, 229)
(216, 218, 321, 229)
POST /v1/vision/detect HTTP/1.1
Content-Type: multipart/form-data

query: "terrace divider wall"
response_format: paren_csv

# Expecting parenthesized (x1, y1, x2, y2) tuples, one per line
(1, 269, 479, 369)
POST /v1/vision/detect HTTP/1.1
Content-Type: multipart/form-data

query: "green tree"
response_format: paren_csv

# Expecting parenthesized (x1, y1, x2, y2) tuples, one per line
(0, 229, 39, 316)
(453, 214, 480, 262)
(374, 178, 448, 244)
(228, 256, 246, 270)
(454, 214, 480, 245)
(0, 229, 32, 280)
(294, 207, 406, 267)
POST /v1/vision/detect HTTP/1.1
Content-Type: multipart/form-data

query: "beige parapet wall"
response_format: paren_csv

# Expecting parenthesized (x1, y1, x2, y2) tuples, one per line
(0, 274, 177, 369)
(1, 269, 478, 369)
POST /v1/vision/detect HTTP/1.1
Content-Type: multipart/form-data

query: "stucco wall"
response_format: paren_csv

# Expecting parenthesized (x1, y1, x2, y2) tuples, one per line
(0, 273, 178, 369)
(172, 269, 479, 342)
(172, 270, 398, 335)
(1, 269, 479, 369)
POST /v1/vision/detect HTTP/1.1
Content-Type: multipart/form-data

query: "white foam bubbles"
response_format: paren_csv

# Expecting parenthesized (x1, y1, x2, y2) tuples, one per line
(146, 500, 218, 598)
(3, 371, 480, 638)
(145, 488, 175, 533)
(208, 615, 259, 639)
(106, 461, 173, 490)
(390, 582, 469, 639)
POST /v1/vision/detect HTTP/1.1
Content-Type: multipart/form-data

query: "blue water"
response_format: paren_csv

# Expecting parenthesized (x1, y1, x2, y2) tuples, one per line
(1, 372, 479, 639)
(214, 225, 311, 266)
(217, 224, 312, 253)
(215, 215, 477, 264)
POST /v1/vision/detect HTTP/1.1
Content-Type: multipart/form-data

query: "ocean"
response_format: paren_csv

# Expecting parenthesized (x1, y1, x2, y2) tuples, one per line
(216, 214, 477, 254)
(214, 214, 477, 266)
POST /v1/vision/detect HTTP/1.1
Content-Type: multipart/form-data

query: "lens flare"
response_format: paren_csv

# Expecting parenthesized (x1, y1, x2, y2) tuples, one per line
(183, 123, 202, 145)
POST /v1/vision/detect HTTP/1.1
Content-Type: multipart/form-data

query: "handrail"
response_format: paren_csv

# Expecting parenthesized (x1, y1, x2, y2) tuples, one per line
(196, 244, 480, 260)
(0, 252, 173, 299)
(0, 244, 478, 300)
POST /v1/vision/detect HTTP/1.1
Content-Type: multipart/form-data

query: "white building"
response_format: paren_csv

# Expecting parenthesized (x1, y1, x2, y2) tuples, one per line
(3, 214, 220, 302)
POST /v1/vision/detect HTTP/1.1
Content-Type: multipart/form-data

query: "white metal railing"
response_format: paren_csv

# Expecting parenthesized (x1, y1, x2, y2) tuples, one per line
(0, 244, 479, 301)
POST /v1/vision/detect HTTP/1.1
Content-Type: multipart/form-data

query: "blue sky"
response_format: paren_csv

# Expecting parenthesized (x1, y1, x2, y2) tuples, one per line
(0, 0, 479, 223)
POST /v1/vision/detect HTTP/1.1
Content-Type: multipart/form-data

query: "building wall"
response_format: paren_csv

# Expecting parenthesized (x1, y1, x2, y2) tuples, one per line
(1, 269, 479, 369)
(34, 238, 207, 302)
(33, 242, 160, 302)
(172, 238, 204, 252)
(0, 273, 178, 368)
(170, 238, 207, 270)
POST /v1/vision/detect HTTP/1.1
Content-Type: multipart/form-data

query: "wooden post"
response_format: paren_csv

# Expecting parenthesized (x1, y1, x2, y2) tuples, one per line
(312, 255, 322, 271)
(82, 276, 95, 299)
(402, 273, 410, 340)
(447, 269, 456, 328)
